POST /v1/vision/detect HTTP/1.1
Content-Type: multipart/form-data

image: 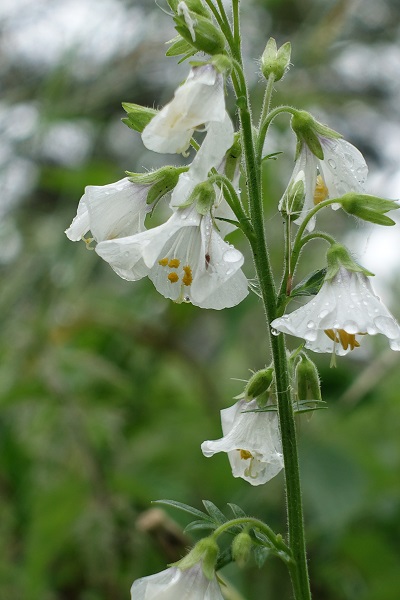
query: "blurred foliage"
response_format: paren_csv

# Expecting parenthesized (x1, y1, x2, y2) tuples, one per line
(1, 0, 400, 599)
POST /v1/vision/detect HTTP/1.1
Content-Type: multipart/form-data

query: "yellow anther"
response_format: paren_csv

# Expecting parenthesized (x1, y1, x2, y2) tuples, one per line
(167, 272, 179, 283)
(313, 175, 329, 205)
(324, 328, 361, 351)
(239, 449, 253, 460)
(168, 258, 180, 268)
(158, 257, 169, 267)
(182, 265, 193, 287)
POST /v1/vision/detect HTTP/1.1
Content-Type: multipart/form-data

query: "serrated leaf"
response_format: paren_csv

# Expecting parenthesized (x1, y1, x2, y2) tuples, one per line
(228, 503, 248, 519)
(291, 268, 327, 298)
(202, 500, 227, 524)
(184, 520, 217, 534)
(154, 499, 213, 522)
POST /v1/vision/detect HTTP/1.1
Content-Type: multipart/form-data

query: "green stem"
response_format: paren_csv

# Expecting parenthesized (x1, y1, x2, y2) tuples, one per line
(207, 173, 252, 236)
(258, 74, 276, 129)
(232, 47, 312, 600)
(203, 0, 235, 50)
(232, 0, 240, 47)
(257, 105, 298, 164)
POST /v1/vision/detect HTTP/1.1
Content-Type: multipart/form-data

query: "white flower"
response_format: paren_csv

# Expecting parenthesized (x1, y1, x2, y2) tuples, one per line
(280, 137, 368, 231)
(65, 177, 151, 244)
(96, 203, 248, 309)
(271, 267, 400, 355)
(142, 65, 227, 155)
(130, 564, 224, 600)
(201, 399, 284, 485)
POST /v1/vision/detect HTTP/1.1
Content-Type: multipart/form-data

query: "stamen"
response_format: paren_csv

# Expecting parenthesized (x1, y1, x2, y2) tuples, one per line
(239, 449, 253, 460)
(168, 258, 180, 268)
(313, 175, 329, 205)
(168, 272, 179, 283)
(182, 265, 193, 286)
(158, 257, 169, 266)
(324, 329, 361, 351)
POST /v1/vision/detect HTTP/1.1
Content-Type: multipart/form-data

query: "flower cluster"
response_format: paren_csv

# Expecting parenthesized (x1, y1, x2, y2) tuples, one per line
(66, 64, 248, 310)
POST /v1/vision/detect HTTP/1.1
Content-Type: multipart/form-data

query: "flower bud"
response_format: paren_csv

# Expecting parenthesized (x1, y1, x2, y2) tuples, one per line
(291, 111, 341, 160)
(121, 103, 157, 134)
(280, 171, 305, 217)
(325, 243, 374, 280)
(191, 181, 216, 215)
(232, 531, 252, 567)
(261, 38, 291, 81)
(296, 354, 321, 402)
(176, 537, 219, 580)
(245, 367, 274, 400)
(339, 193, 399, 226)
(174, 10, 226, 55)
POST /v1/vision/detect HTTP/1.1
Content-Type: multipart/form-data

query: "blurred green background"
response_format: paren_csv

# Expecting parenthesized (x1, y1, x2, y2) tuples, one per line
(1, 0, 400, 598)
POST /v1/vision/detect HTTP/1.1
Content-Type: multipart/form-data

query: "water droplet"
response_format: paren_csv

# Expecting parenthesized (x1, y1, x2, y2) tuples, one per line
(318, 309, 329, 319)
(307, 320, 315, 329)
(271, 328, 279, 337)
(223, 248, 241, 263)
(328, 159, 336, 169)
(344, 320, 358, 334)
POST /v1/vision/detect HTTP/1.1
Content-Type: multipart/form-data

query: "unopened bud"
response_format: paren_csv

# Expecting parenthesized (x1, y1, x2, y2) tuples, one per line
(339, 193, 399, 226)
(280, 171, 305, 217)
(168, 0, 210, 18)
(261, 38, 291, 81)
(232, 531, 252, 567)
(296, 354, 321, 402)
(175, 10, 225, 55)
(245, 367, 274, 400)
(190, 181, 216, 215)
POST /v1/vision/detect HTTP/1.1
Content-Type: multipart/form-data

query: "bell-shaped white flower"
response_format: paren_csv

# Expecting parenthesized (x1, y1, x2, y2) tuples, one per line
(65, 177, 151, 244)
(201, 399, 284, 485)
(130, 564, 224, 600)
(271, 267, 400, 355)
(142, 64, 227, 155)
(280, 137, 368, 231)
(96, 203, 248, 309)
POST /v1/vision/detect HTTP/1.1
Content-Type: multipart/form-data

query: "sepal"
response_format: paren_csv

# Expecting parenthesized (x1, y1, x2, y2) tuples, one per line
(325, 243, 374, 280)
(291, 111, 341, 160)
(167, 0, 210, 18)
(166, 35, 197, 58)
(295, 353, 322, 402)
(121, 103, 157, 133)
(175, 537, 219, 580)
(174, 11, 225, 55)
(126, 166, 187, 204)
(232, 531, 252, 567)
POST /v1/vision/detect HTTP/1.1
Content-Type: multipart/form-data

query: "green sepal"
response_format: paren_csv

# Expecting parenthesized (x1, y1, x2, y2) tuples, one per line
(175, 13, 225, 56)
(166, 35, 197, 57)
(291, 268, 327, 298)
(325, 243, 374, 280)
(281, 171, 305, 217)
(291, 111, 341, 160)
(339, 193, 399, 226)
(126, 166, 187, 204)
(121, 103, 157, 133)
(232, 531, 252, 567)
(174, 537, 219, 580)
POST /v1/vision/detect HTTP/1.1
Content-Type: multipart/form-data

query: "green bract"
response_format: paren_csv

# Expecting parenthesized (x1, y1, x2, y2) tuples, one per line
(126, 166, 186, 205)
(121, 103, 157, 133)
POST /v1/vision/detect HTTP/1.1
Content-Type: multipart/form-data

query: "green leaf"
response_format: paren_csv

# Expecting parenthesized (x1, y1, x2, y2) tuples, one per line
(184, 520, 217, 534)
(166, 35, 195, 57)
(202, 500, 227, 524)
(253, 545, 271, 568)
(154, 500, 213, 522)
(228, 503, 248, 519)
(291, 268, 327, 298)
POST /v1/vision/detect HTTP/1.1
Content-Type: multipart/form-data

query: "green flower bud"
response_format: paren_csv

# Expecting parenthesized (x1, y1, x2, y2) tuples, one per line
(121, 103, 157, 134)
(291, 111, 341, 160)
(175, 11, 225, 55)
(232, 531, 252, 567)
(339, 193, 399, 226)
(296, 354, 321, 402)
(245, 367, 274, 400)
(261, 38, 291, 81)
(176, 537, 219, 580)
(126, 166, 187, 205)
(325, 243, 374, 280)
(280, 171, 305, 217)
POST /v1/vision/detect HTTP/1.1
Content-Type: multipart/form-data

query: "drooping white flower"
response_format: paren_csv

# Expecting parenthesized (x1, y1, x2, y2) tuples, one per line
(142, 64, 227, 155)
(130, 564, 224, 600)
(96, 202, 248, 309)
(271, 267, 400, 355)
(65, 177, 151, 245)
(201, 399, 284, 485)
(280, 137, 368, 231)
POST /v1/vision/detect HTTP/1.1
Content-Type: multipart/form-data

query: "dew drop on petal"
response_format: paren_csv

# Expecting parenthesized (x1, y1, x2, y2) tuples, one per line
(328, 159, 336, 169)
(307, 320, 315, 328)
(343, 320, 359, 334)
(318, 309, 329, 319)
(223, 248, 242, 263)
